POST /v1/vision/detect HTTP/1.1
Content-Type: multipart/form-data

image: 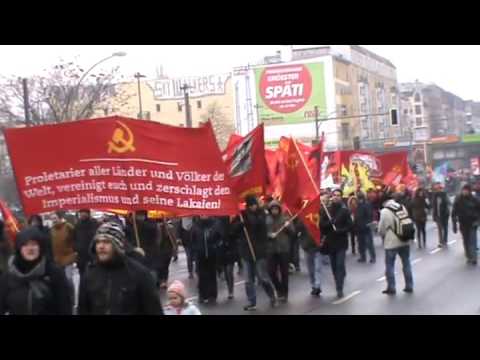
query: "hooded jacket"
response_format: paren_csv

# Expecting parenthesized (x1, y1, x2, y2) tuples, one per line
(79, 243, 163, 315)
(0, 227, 72, 315)
(378, 199, 410, 250)
(265, 201, 294, 255)
(319, 201, 353, 252)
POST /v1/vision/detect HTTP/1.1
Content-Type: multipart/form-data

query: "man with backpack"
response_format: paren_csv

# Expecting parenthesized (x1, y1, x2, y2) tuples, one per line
(377, 193, 415, 295)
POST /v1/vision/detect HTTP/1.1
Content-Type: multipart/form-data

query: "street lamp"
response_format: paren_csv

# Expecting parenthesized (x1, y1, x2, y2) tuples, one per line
(134, 72, 147, 119)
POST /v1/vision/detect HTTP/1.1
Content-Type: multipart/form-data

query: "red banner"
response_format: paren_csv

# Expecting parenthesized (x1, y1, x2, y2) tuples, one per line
(222, 124, 266, 199)
(4, 116, 239, 217)
(0, 199, 20, 246)
(297, 194, 321, 246)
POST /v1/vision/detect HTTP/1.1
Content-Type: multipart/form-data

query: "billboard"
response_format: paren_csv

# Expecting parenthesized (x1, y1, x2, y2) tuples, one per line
(254, 63, 327, 125)
(150, 74, 230, 100)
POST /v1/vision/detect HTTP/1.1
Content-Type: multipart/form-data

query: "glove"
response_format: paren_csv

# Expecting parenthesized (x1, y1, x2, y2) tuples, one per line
(452, 223, 457, 234)
(133, 247, 146, 257)
(268, 232, 276, 239)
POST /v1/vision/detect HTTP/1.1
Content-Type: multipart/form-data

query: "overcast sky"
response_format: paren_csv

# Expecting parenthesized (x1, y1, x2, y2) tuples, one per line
(1, 45, 479, 101)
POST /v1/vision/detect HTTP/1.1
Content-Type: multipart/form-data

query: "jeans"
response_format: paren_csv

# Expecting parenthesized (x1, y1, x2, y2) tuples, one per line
(305, 250, 322, 289)
(329, 250, 347, 293)
(415, 221, 427, 247)
(243, 258, 276, 306)
(460, 225, 477, 262)
(267, 253, 290, 298)
(223, 263, 234, 295)
(436, 220, 449, 245)
(385, 246, 413, 291)
(357, 229, 376, 261)
(157, 253, 172, 283)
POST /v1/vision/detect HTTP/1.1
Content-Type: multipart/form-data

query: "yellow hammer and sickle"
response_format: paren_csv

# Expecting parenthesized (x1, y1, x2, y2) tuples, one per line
(287, 155, 298, 170)
(108, 121, 136, 154)
(305, 213, 320, 229)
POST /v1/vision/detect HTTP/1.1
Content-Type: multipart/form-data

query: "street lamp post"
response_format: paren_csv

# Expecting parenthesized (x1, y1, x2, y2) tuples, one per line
(180, 83, 192, 127)
(134, 72, 147, 119)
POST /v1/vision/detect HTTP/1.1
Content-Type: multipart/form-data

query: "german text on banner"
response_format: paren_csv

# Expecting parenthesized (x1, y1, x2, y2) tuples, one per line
(4, 116, 239, 216)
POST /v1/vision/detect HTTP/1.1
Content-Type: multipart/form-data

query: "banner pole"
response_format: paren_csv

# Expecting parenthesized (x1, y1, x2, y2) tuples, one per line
(239, 213, 257, 263)
(132, 211, 141, 249)
(163, 216, 178, 256)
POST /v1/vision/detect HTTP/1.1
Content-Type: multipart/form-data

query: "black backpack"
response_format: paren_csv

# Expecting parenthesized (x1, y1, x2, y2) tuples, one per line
(386, 204, 415, 242)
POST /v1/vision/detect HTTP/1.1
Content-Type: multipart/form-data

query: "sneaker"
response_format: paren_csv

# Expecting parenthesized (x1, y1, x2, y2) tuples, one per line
(357, 258, 366, 263)
(438, 244, 443, 248)
(243, 304, 257, 311)
(295, 267, 301, 272)
(337, 291, 344, 299)
(382, 289, 396, 295)
(369, 259, 376, 264)
(311, 288, 321, 297)
(403, 288, 413, 293)
(227, 294, 234, 300)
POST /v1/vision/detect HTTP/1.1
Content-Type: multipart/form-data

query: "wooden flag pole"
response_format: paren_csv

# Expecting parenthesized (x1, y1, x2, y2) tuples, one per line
(132, 211, 141, 249)
(163, 216, 178, 256)
(239, 213, 257, 263)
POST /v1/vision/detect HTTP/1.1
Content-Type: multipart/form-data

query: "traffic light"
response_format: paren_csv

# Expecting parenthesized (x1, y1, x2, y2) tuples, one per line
(390, 108, 399, 126)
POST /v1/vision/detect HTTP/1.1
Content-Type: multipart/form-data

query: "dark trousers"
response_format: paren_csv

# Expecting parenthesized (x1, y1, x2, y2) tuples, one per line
(436, 220, 449, 245)
(415, 221, 427, 247)
(197, 254, 218, 301)
(268, 253, 290, 298)
(357, 229, 376, 261)
(460, 225, 478, 262)
(290, 237, 300, 269)
(329, 249, 347, 293)
(183, 244, 195, 274)
(223, 263, 234, 295)
(157, 253, 172, 283)
(350, 231, 356, 254)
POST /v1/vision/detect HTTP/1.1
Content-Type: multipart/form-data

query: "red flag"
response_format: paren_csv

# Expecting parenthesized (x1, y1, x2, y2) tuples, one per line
(4, 116, 239, 217)
(297, 194, 322, 246)
(222, 124, 266, 200)
(0, 199, 20, 246)
(282, 137, 319, 213)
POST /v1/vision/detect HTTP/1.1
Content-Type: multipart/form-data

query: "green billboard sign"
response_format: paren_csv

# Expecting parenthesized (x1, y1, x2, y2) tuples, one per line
(255, 62, 327, 125)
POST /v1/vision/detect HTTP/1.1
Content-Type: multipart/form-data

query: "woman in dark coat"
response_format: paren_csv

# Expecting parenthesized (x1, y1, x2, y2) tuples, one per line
(411, 188, 430, 249)
(0, 227, 72, 315)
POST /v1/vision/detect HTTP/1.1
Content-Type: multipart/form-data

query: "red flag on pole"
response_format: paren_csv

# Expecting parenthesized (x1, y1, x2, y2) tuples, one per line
(222, 124, 266, 199)
(297, 194, 322, 246)
(0, 199, 20, 246)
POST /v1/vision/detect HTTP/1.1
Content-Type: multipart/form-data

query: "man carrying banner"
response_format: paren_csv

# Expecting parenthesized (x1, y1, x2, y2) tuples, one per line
(232, 195, 276, 311)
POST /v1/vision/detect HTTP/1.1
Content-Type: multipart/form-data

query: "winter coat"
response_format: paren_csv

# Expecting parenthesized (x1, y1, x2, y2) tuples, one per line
(355, 201, 374, 234)
(410, 196, 430, 223)
(378, 199, 409, 250)
(319, 202, 353, 252)
(231, 209, 269, 262)
(265, 203, 294, 255)
(163, 301, 201, 315)
(217, 217, 239, 265)
(191, 218, 222, 260)
(432, 191, 450, 222)
(50, 221, 77, 267)
(296, 219, 320, 252)
(73, 218, 99, 274)
(79, 255, 163, 315)
(452, 194, 480, 228)
(126, 219, 161, 270)
(0, 256, 72, 315)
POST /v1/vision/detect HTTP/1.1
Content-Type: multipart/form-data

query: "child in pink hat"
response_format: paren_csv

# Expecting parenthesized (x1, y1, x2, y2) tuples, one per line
(163, 280, 201, 315)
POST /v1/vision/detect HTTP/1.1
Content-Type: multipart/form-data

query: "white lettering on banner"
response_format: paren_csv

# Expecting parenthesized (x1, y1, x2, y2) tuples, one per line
(151, 74, 230, 100)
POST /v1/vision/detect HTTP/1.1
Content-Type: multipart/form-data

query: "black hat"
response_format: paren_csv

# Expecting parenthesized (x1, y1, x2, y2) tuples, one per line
(15, 227, 47, 256)
(245, 195, 258, 207)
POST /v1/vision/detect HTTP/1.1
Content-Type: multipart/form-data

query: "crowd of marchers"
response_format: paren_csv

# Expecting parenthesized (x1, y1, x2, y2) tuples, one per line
(0, 181, 479, 315)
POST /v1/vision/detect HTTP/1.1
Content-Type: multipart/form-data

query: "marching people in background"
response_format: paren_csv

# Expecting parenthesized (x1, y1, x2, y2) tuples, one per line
(355, 192, 376, 263)
(320, 189, 353, 299)
(191, 216, 222, 304)
(231, 194, 277, 311)
(347, 194, 358, 255)
(72, 209, 99, 275)
(452, 184, 480, 265)
(27, 215, 53, 262)
(432, 183, 450, 248)
(217, 216, 238, 300)
(378, 193, 414, 295)
(156, 218, 177, 289)
(297, 218, 323, 296)
(0, 227, 72, 315)
(79, 222, 163, 315)
(411, 188, 430, 249)
(266, 200, 295, 303)
(163, 280, 201, 315)
(178, 216, 195, 279)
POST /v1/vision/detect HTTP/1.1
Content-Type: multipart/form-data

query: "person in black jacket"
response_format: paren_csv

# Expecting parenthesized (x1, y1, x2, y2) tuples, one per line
(178, 217, 195, 279)
(0, 227, 72, 315)
(320, 189, 353, 298)
(72, 209, 99, 275)
(452, 184, 480, 265)
(355, 192, 376, 263)
(432, 183, 450, 248)
(231, 195, 276, 311)
(191, 216, 222, 304)
(217, 216, 238, 300)
(79, 222, 163, 315)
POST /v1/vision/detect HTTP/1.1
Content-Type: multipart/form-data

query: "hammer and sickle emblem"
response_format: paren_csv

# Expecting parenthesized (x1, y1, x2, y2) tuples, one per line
(287, 154, 299, 170)
(305, 213, 320, 229)
(108, 121, 136, 154)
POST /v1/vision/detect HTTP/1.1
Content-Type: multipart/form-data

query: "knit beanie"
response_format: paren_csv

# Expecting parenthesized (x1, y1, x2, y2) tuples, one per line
(92, 222, 126, 255)
(167, 280, 186, 300)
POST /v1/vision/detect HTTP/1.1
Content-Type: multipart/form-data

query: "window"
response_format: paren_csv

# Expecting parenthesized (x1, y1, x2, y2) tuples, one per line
(197, 100, 202, 109)
(103, 108, 108, 116)
(416, 117, 423, 127)
(341, 123, 350, 140)
(415, 105, 422, 115)
(414, 93, 421, 102)
(145, 112, 151, 120)
(433, 150, 445, 160)
(156, 104, 161, 112)
(177, 103, 183, 112)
